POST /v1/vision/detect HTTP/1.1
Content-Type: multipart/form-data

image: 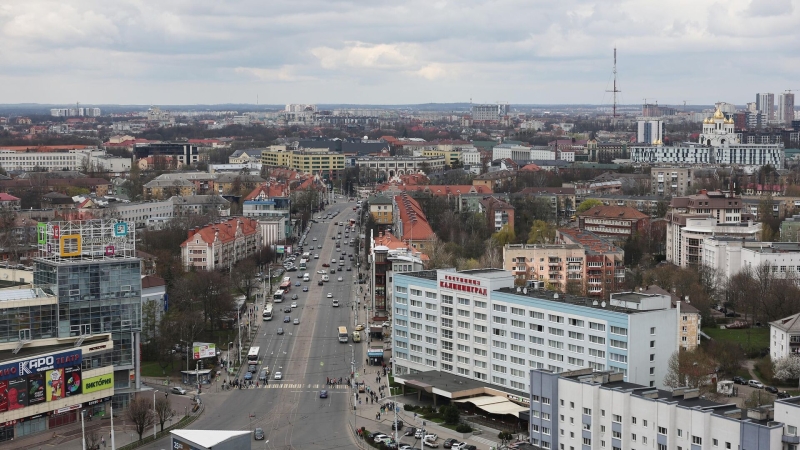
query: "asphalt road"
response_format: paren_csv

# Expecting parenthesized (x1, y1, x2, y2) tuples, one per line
(138, 199, 366, 450)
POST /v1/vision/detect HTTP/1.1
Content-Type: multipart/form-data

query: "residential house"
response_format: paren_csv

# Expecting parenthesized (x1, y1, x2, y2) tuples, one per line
(770, 312, 800, 359)
(368, 195, 393, 225)
(577, 205, 650, 245)
(479, 196, 515, 232)
(180, 217, 261, 271)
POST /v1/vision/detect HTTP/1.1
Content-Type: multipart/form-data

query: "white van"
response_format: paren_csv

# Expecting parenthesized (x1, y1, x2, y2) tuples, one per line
(322, 275, 330, 282)
(332, 299, 340, 307)
(303, 273, 310, 282)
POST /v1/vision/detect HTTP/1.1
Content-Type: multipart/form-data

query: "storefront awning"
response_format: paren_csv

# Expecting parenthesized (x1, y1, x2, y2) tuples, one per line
(455, 396, 528, 417)
(455, 396, 507, 407)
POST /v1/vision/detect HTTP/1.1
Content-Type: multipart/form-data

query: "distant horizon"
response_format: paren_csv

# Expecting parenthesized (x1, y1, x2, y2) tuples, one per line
(0, 102, 735, 110)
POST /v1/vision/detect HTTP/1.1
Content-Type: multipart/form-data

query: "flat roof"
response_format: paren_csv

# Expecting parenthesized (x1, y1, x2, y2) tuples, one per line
(171, 430, 250, 447)
(495, 287, 655, 315)
(395, 370, 527, 399)
(0, 334, 111, 363)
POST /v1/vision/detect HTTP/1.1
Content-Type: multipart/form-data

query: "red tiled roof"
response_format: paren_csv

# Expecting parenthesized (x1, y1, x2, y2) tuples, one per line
(245, 182, 289, 200)
(393, 194, 435, 241)
(142, 275, 166, 289)
(578, 205, 649, 220)
(180, 217, 260, 247)
(0, 193, 20, 201)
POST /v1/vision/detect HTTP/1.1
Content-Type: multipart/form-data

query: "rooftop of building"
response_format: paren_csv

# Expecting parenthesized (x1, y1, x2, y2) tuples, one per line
(770, 312, 800, 333)
(0, 334, 111, 364)
(494, 286, 661, 315)
(367, 194, 393, 205)
(393, 194, 435, 242)
(394, 369, 527, 399)
(516, 186, 575, 195)
(181, 216, 260, 247)
(556, 228, 623, 254)
(578, 205, 649, 220)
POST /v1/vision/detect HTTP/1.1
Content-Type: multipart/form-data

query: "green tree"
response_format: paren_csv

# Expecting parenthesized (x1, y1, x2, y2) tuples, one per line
(441, 404, 460, 425)
(576, 198, 603, 213)
(491, 224, 516, 246)
(527, 220, 555, 244)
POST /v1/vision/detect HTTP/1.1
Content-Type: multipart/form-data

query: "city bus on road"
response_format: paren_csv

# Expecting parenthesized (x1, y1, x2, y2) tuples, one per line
(248, 347, 260, 361)
(263, 304, 273, 321)
(338, 326, 349, 343)
(298, 259, 308, 270)
(273, 290, 285, 302)
(279, 277, 291, 292)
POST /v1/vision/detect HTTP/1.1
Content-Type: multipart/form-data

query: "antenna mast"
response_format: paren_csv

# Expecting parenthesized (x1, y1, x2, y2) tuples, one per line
(606, 47, 621, 118)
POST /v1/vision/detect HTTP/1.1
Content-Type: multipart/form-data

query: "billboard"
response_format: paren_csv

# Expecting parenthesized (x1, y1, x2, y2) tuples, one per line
(192, 343, 216, 360)
(45, 368, 65, 402)
(0, 349, 82, 382)
(82, 373, 114, 395)
(64, 366, 82, 397)
(8, 377, 28, 410)
(0, 380, 7, 413)
(27, 372, 45, 405)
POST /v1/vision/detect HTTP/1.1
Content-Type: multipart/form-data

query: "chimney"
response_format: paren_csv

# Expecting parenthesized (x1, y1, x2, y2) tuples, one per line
(672, 387, 686, 397)
(640, 390, 659, 399)
(188, 229, 196, 240)
(683, 388, 700, 399)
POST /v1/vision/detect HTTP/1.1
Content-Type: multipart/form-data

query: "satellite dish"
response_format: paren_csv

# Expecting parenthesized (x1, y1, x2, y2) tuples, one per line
(600, 301, 606, 308)
(592, 300, 598, 306)
(523, 288, 528, 295)
(516, 287, 521, 293)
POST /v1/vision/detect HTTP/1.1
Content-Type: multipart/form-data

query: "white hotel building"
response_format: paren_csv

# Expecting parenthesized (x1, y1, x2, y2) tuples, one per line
(392, 269, 679, 394)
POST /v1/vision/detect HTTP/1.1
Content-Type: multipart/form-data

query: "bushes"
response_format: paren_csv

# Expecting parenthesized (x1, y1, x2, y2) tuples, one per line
(440, 404, 460, 425)
(455, 423, 473, 433)
(403, 404, 417, 411)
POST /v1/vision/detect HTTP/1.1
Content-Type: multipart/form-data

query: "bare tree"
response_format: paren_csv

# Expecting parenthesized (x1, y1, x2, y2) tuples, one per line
(127, 397, 155, 441)
(85, 429, 101, 450)
(155, 394, 175, 431)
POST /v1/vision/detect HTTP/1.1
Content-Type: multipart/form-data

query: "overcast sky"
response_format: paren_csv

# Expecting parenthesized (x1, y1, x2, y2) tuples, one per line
(1, 0, 798, 106)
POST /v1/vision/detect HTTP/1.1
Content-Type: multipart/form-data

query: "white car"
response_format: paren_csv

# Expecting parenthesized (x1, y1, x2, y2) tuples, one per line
(424, 434, 438, 442)
(337, 277, 343, 282)
(291, 301, 297, 308)
(327, 293, 333, 298)
(313, 237, 317, 241)
(314, 254, 319, 259)
(274, 371, 283, 380)
(423, 439, 440, 447)
(317, 270, 326, 274)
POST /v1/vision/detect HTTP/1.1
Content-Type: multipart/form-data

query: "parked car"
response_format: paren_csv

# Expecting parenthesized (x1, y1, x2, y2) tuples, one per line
(170, 387, 186, 395)
(254, 428, 265, 440)
(443, 439, 459, 449)
(777, 391, 791, 399)
(748, 379, 764, 389)
(765, 386, 779, 394)
(733, 376, 747, 385)
(391, 420, 405, 430)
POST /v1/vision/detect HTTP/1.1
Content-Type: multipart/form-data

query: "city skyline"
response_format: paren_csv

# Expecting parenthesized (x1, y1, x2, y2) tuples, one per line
(0, 0, 798, 105)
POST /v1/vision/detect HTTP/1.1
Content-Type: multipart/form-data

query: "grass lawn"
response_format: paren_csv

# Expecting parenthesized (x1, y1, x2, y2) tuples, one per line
(140, 360, 186, 379)
(702, 327, 769, 352)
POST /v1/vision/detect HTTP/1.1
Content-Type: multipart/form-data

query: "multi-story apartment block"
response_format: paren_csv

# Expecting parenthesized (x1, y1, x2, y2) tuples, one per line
(180, 217, 261, 271)
(668, 190, 745, 224)
(356, 155, 446, 180)
(779, 93, 795, 126)
(666, 217, 761, 267)
(479, 196, 515, 232)
(577, 205, 650, 245)
(261, 145, 345, 177)
(757, 92, 775, 120)
(172, 195, 231, 217)
(528, 368, 799, 450)
(368, 194, 394, 225)
(770, 312, 800, 359)
(392, 194, 436, 253)
(641, 285, 702, 351)
(637, 120, 664, 144)
(650, 167, 694, 197)
(392, 269, 678, 396)
(228, 148, 264, 164)
(420, 149, 462, 167)
(143, 178, 196, 200)
(133, 142, 199, 167)
(0, 149, 129, 173)
(471, 103, 508, 122)
(492, 144, 555, 162)
(515, 187, 577, 219)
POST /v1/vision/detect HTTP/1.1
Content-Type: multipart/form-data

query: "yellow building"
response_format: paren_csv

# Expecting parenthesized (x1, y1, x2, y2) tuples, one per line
(261, 145, 345, 176)
(422, 149, 462, 167)
(368, 195, 393, 224)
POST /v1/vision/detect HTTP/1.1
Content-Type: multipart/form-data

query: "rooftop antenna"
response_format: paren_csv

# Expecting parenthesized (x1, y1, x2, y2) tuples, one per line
(683, 100, 687, 112)
(606, 47, 621, 118)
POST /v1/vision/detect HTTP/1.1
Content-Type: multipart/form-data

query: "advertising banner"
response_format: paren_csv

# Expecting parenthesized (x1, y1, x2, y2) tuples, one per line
(192, 343, 216, 360)
(64, 366, 82, 397)
(172, 437, 203, 450)
(45, 368, 65, 402)
(82, 373, 114, 395)
(27, 372, 45, 405)
(0, 349, 82, 382)
(276, 245, 284, 254)
(0, 380, 7, 412)
(7, 377, 28, 410)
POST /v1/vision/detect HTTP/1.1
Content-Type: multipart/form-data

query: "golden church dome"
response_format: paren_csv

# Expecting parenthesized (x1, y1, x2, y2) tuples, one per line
(713, 108, 725, 119)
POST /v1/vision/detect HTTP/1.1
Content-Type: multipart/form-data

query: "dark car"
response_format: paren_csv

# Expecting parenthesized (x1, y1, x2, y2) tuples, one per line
(443, 439, 459, 448)
(283, 316, 291, 323)
(765, 386, 779, 394)
(405, 427, 417, 436)
(277, 327, 284, 335)
(320, 390, 328, 398)
(337, 267, 342, 271)
(291, 294, 299, 300)
(303, 286, 309, 292)
(243, 371, 253, 380)
(733, 376, 747, 385)
(318, 280, 324, 286)
(367, 432, 384, 440)
(254, 427, 265, 440)
(777, 391, 791, 399)
(330, 269, 336, 274)
(391, 420, 405, 430)
(283, 306, 292, 313)
(347, 267, 352, 271)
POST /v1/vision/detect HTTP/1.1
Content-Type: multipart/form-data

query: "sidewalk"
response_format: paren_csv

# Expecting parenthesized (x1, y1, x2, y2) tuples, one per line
(350, 365, 500, 450)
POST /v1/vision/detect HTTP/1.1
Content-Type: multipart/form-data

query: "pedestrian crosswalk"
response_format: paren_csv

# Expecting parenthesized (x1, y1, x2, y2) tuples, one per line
(235, 383, 351, 390)
(469, 435, 498, 448)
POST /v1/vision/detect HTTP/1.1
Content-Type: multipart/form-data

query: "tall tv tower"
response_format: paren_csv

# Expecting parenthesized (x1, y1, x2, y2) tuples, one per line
(606, 48, 621, 118)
